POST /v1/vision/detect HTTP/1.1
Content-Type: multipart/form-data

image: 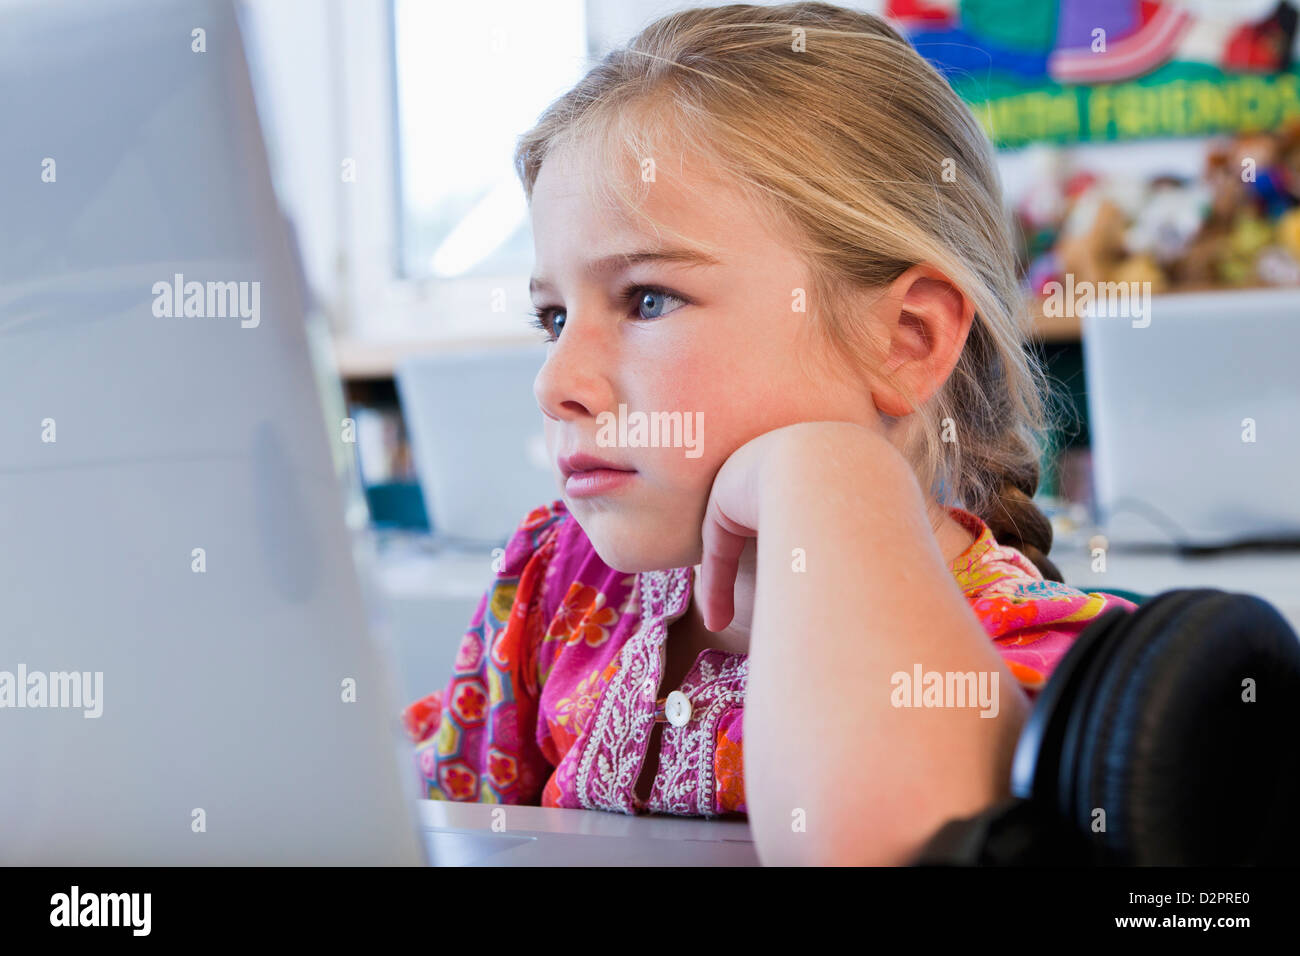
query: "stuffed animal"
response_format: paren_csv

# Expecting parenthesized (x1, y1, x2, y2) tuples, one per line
(1056, 188, 1129, 287)
(1219, 211, 1275, 286)
(1176, 228, 1228, 290)
(1256, 246, 1300, 285)
(1112, 253, 1168, 294)
(1277, 206, 1300, 261)
(1124, 180, 1211, 266)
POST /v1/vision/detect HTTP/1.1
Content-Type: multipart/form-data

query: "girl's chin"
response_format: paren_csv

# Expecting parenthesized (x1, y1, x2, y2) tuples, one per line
(582, 525, 698, 574)
(587, 540, 673, 575)
(566, 496, 705, 572)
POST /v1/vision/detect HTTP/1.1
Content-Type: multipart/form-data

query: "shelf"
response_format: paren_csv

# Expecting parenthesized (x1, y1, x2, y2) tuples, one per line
(1025, 286, 1300, 344)
(332, 332, 542, 380)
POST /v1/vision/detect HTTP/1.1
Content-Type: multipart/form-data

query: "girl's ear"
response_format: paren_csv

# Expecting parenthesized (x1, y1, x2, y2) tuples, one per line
(869, 264, 975, 418)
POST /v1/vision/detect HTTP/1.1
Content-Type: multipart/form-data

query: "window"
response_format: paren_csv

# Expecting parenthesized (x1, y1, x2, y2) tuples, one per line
(391, 0, 587, 281)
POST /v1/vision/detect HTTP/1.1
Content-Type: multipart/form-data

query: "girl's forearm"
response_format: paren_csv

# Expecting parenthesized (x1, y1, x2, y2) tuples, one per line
(743, 424, 1030, 865)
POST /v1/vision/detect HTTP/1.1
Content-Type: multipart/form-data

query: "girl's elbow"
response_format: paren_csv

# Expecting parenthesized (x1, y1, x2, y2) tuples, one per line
(749, 722, 1029, 865)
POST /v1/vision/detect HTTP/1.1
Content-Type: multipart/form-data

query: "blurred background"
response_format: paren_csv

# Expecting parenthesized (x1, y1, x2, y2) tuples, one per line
(234, 0, 1300, 702)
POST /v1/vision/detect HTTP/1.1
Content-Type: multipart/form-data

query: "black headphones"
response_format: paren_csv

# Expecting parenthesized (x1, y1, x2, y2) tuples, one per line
(915, 588, 1300, 865)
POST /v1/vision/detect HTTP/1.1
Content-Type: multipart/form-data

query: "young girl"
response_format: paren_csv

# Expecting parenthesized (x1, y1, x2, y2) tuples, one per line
(402, 2, 1137, 865)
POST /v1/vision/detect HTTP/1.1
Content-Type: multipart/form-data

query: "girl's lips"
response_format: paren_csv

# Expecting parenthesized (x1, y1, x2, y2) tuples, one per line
(565, 468, 637, 498)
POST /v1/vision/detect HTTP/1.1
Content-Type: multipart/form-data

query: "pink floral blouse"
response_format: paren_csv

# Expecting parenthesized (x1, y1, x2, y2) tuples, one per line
(402, 499, 1137, 818)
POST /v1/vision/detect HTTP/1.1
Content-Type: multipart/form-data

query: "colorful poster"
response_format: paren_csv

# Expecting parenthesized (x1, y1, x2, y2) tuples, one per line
(892, 0, 1300, 147)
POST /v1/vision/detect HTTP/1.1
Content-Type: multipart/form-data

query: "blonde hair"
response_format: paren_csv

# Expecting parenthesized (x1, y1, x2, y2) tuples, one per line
(514, 1, 1065, 581)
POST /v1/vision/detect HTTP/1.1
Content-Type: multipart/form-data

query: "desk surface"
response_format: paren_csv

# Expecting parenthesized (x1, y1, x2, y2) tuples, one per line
(1052, 540, 1300, 630)
(419, 798, 755, 840)
(417, 800, 759, 866)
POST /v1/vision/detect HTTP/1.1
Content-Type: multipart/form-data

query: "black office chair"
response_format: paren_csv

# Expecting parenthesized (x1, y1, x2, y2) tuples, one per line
(914, 588, 1300, 865)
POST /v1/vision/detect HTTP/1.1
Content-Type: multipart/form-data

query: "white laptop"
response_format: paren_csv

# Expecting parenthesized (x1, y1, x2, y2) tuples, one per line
(396, 345, 558, 549)
(0, 0, 754, 866)
(1082, 288, 1300, 550)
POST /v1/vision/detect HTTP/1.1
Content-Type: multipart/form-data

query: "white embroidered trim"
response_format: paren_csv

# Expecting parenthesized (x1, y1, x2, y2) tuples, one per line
(574, 568, 689, 813)
(574, 564, 750, 817)
(646, 652, 749, 816)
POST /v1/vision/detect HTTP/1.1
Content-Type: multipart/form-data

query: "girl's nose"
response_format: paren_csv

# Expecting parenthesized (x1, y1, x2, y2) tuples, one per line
(533, 316, 617, 424)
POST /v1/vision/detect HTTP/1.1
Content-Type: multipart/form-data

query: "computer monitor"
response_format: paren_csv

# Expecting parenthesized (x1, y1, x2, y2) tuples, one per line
(0, 0, 424, 864)
(1082, 288, 1300, 549)
(397, 344, 557, 548)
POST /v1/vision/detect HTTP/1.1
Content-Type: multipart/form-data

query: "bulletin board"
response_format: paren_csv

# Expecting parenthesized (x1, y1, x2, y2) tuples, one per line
(892, 0, 1300, 147)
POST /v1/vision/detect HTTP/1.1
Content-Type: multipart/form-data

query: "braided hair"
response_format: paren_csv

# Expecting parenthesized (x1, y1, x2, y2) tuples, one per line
(986, 474, 1064, 583)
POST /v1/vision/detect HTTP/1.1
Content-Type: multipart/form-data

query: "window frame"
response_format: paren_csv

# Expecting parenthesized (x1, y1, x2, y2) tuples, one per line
(332, 0, 541, 354)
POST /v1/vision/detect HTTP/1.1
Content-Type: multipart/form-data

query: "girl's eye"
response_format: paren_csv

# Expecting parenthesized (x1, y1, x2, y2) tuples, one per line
(632, 287, 686, 320)
(529, 307, 566, 339)
(528, 285, 688, 342)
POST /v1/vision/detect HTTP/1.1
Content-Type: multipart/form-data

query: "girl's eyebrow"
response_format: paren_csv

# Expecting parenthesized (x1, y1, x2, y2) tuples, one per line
(529, 247, 721, 296)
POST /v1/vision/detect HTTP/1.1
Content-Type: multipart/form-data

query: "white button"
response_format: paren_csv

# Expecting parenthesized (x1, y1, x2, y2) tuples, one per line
(664, 690, 692, 727)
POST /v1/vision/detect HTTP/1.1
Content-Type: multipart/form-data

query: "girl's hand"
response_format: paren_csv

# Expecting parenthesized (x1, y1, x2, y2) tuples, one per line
(697, 421, 886, 631)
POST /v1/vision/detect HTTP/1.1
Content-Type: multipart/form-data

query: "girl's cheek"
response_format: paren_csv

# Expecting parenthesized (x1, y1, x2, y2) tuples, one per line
(649, 347, 715, 414)
(542, 418, 560, 468)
